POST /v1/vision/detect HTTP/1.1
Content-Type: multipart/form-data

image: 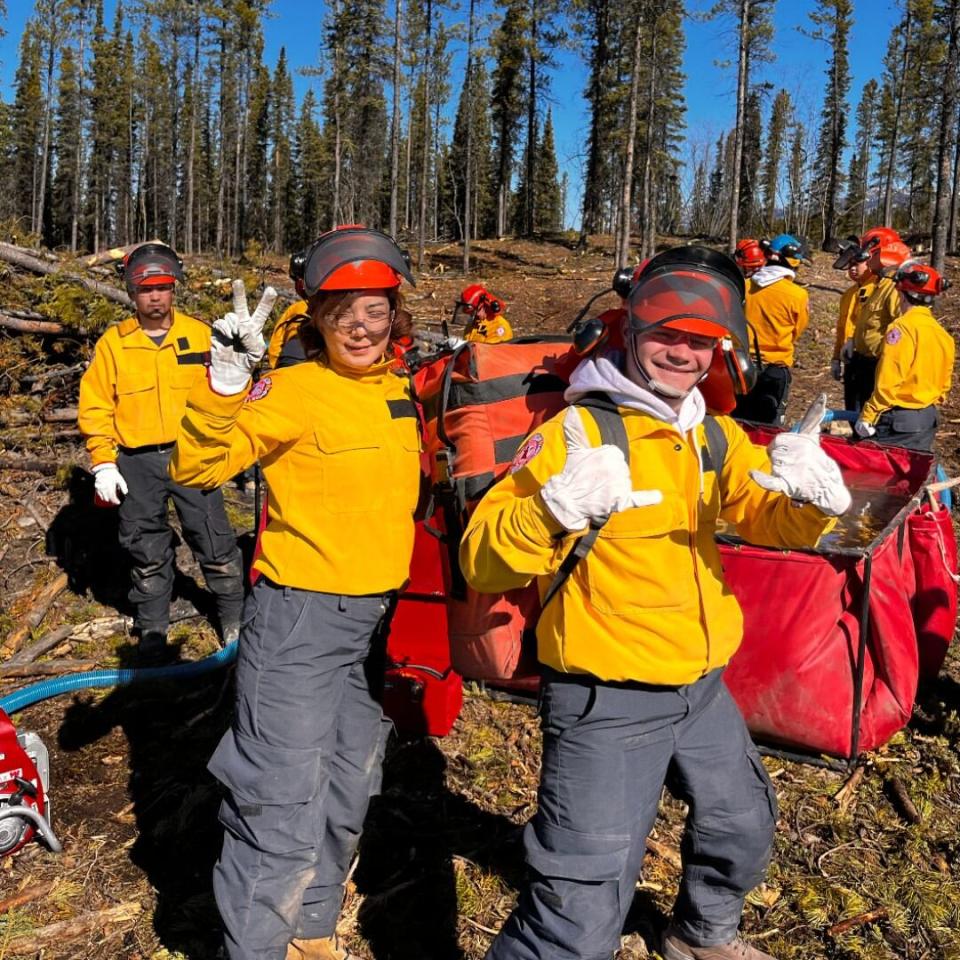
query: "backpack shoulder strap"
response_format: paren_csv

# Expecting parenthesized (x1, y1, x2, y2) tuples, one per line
(702, 414, 728, 477)
(539, 392, 628, 610)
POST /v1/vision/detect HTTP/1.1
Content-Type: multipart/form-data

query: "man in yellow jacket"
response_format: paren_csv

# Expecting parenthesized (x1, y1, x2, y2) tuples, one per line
(838, 227, 911, 410)
(855, 263, 954, 452)
(77, 243, 246, 661)
(461, 246, 851, 960)
(732, 234, 809, 425)
(830, 237, 878, 411)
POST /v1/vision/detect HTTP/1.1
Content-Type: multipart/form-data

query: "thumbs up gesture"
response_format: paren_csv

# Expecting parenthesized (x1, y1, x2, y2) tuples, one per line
(749, 393, 852, 516)
(209, 280, 278, 395)
(539, 407, 663, 533)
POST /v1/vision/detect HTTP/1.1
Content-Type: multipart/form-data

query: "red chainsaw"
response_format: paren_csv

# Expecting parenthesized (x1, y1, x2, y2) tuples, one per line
(0, 708, 61, 855)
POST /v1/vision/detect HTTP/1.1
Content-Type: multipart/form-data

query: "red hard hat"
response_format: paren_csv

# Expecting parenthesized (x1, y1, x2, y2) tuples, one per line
(120, 242, 184, 291)
(301, 226, 415, 296)
(895, 261, 950, 303)
(868, 239, 911, 272)
(734, 239, 766, 274)
(459, 284, 488, 312)
(859, 226, 901, 249)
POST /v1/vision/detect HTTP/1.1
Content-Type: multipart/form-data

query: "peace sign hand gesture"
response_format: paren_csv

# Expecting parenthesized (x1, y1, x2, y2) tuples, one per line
(209, 280, 277, 396)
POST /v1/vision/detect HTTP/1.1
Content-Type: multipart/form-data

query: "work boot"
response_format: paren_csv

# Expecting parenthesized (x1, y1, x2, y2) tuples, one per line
(137, 630, 169, 667)
(286, 936, 358, 960)
(662, 926, 775, 960)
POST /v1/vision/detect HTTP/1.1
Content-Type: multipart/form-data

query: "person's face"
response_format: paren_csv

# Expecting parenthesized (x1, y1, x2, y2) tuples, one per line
(133, 283, 175, 327)
(321, 291, 394, 369)
(625, 323, 717, 407)
(848, 260, 871, 284)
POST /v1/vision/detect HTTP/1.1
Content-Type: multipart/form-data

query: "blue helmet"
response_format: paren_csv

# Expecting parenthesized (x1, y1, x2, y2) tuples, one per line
(766, 233, 807, 266)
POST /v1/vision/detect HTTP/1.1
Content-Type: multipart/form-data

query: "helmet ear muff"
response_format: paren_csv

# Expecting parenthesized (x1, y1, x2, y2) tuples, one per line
(484, 296, 503, 315)
(573, 317, 609, 357)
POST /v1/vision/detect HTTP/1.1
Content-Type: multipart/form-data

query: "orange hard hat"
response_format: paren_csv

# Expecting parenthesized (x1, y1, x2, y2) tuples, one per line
(734, 239, 766, 274)
(119, 242, 184, 291)
(299, 226, 415, 296)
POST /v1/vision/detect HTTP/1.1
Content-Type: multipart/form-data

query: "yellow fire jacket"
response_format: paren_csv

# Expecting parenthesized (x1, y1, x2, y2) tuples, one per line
(745, 276, 809, 366)
(833, 279, 877, 361)
(460, 407, 836, 685)
(78, 310, 211, 466)
(860, 305, 955, 424)
(169, 356, 422, 595)
(465, 314, 514, 344)
(266, 300, 309, 368)
(853, 277, 900, 357)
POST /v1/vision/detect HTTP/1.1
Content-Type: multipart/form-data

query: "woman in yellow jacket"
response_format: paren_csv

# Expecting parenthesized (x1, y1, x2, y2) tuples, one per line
(462, 247, 851, 960)
(170, 227, 419, 960)
(855, 263, 954, 452)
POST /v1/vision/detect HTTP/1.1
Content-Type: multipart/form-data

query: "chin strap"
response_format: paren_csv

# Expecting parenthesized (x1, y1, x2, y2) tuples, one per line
(628, 334, 707, 400)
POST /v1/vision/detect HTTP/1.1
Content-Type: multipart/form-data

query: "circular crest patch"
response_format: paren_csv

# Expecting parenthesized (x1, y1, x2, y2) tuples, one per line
(885, 327, 902, 346)
(509, 433, 544, 474)
(246, 376, 272, 402)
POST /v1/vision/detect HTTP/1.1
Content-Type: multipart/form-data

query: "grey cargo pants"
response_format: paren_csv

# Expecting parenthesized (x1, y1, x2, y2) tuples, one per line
(486, 667, 778, 960)
(209, 578, 395, 960)
(116, 446, 243, 635)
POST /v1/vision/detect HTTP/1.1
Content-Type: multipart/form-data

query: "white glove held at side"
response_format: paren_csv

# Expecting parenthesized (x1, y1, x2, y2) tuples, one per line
(209, 281, 277, 396)
(854, 418, 877, 438)
(540, 407, 662, 533)
(93, 462, 128, 505)
(840, 338, 855, 362)
(830, 359, 842, 381)
(749, 393, 852, 517)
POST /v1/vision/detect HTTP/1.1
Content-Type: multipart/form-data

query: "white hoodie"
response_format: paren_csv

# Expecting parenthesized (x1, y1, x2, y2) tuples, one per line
(563, 349, 705, 438)
(750, 264, 795, 289)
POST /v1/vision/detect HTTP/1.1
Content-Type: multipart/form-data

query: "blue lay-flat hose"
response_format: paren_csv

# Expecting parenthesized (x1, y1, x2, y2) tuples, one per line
(0, 641, 238, 715)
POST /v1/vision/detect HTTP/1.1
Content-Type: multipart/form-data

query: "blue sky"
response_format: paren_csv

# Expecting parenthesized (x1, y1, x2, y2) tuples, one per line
(0, 1, 904, 228)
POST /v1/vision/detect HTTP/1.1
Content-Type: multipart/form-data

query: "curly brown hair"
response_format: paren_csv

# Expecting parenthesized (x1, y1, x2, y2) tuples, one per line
(299, 289, 413, 361)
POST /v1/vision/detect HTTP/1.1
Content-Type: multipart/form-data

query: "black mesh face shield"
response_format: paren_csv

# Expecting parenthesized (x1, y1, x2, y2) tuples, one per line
(301, 228, 415, 296)
(121, 243, 184, 290)
(627, 246, 749, 348)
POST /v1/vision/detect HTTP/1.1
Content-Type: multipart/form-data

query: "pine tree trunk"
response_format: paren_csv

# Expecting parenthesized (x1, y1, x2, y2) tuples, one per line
(72, 8, 86, 254)
(404, 103, 413, 231)
(617, 9, 644, 267)
(932, 0, 960, 271)
(389, 0, 402, 237)
(525, 1, 537, 237)
(883, 21, 911, 226)
(463, 0, 475, 272)
(640, 15, 658, 260)
(332, 0, 343, 229)
(417, 0, 433, 271)
(949, 130, 960, 251)
(727, 0, 749, 253)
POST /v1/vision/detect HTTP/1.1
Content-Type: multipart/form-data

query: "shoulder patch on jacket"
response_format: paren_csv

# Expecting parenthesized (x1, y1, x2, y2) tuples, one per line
(509, 433, 544, 474)
(246, 377, 272, 402)
(885, 327, 902, 346)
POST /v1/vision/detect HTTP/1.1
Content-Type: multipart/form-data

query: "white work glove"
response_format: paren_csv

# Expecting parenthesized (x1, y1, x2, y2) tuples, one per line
(209, 280, 277, 396)
(749, 393, 852, 517)
(93, 462, 128, 505)
(840, 338, 855, 362)
(830, 359, 842, 381)
(854, 418, 877, 438)
(540, 407, 663, 532)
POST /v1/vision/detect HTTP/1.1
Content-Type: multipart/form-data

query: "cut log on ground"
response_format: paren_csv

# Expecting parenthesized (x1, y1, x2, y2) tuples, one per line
(0, 878, 58, 913)
(1, 571, 70, 659)
(0, 658, 100, 678)
(0, 312, 65, 334)
(0, 240, 133, 308)
(1, 901, 142, 954)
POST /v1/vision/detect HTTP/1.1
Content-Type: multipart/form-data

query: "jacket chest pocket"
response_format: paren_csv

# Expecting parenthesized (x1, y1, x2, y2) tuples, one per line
(315, 425, 386, 514)
(117, 369, 154, 398)
(586, 501, 690, 613)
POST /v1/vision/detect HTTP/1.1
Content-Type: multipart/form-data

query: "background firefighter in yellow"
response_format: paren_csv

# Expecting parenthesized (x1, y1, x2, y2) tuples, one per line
(170, 227, 421, 960)
(855, 262, 954, 452)
(838, 227, 912, 410)
(731, 233, 809, 425)
(830, 235, 878, 411)
(457, 283, 513, 343)
(76, 243, 244, 663)
(461, 246, 850, 960)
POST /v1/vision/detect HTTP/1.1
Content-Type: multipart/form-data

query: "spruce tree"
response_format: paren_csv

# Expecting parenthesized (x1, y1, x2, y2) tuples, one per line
(761, 89, 791, 232)
(51, 45, 81, 247)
